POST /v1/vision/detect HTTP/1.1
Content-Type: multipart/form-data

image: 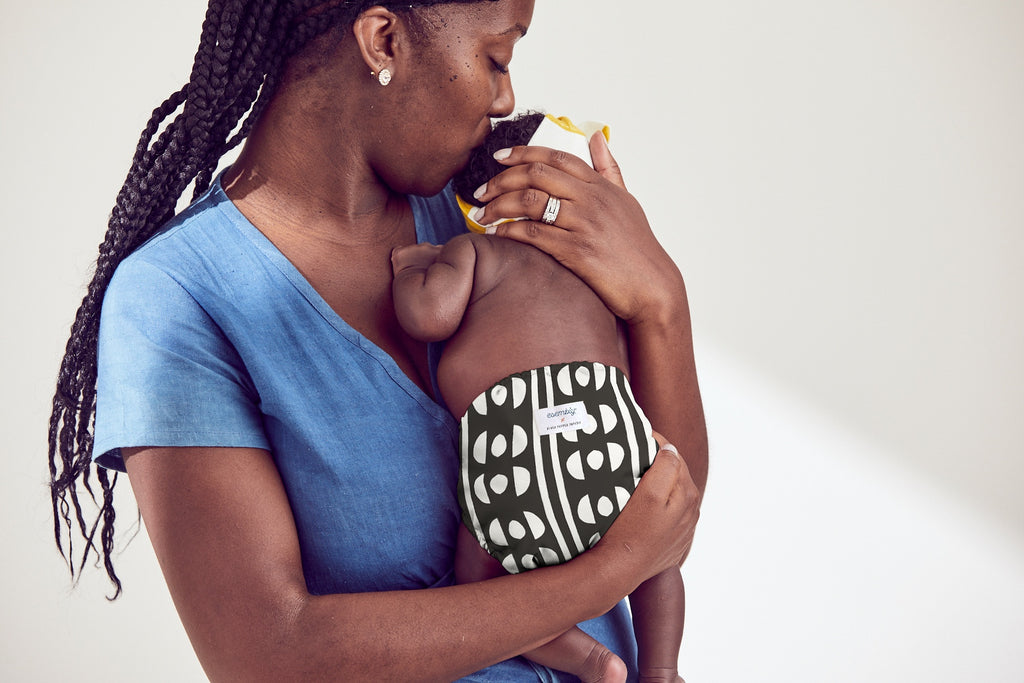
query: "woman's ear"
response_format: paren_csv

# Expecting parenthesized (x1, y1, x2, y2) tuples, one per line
(352, 7, 400, 78)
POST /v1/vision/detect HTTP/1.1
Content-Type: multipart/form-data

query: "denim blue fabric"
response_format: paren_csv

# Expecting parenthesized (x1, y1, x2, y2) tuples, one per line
(94, 177, 638, 681)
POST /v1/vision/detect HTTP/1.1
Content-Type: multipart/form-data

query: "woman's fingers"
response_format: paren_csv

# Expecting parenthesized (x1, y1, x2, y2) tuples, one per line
(597, 443, 701, 581)
(472, 134, 623, 211)
(470, 139, 681, 324)
(638, 445, 690, 511)
(588, 132, 627, 190)
(471, 188, 574, 231)
(471, 152, 593, 228)
(641, 446, 700, 568)
(488, 144, 599, 189)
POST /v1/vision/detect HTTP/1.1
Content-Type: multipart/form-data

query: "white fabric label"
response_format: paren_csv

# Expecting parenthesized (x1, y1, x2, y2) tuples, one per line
(535, 401, 590, 436)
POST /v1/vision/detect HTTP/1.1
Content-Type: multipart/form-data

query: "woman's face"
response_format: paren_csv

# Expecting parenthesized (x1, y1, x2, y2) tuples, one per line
(373, 0, 535, 196)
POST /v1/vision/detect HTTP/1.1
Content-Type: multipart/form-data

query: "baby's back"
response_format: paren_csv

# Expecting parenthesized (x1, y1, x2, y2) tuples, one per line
(438, 233, 627, 418)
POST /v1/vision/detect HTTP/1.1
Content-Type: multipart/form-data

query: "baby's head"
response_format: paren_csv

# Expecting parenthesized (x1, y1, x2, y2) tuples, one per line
(453, 112, 609, 233)
(453, 111, 547, 209)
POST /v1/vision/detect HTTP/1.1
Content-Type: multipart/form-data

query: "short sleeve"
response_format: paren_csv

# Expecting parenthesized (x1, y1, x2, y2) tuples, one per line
(93, 257, 269, 472)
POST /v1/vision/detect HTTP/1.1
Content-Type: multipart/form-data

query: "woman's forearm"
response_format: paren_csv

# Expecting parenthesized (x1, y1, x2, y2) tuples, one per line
(283, 453, 698, 683)
(123, 445, 646, 683)
(627, 277, 708, 494)
(285, 557, 627, 682)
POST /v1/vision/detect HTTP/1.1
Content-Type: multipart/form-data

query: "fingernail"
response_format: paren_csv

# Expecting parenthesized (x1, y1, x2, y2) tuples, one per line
(484, 226, 497, 235)
(468, 206, 485, 224)
(493, 148, 512, 161)
(473, 183, 487, 200)
(662, 443, 679, 456)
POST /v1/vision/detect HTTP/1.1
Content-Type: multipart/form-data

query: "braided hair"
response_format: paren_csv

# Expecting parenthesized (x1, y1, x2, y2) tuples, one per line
(50, 0, 498, 598)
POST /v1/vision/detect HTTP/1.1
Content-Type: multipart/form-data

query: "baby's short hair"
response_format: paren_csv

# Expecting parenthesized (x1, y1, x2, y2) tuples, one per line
(453, 111, 546, 208)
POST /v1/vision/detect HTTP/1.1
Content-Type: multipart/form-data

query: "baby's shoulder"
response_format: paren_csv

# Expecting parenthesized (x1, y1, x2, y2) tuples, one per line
(448, 232, 547, 265)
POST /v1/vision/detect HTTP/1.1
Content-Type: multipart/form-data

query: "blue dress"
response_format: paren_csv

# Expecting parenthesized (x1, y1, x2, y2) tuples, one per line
(94, 177, 638, 681)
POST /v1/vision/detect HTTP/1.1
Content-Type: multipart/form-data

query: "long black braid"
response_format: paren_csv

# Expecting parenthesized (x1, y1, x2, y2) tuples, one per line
(50, 0, 497, 598)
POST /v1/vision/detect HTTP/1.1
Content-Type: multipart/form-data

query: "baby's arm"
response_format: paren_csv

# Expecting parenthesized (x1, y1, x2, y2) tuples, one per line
(630, 569, 686, 683)
(391, 237, 477, 342)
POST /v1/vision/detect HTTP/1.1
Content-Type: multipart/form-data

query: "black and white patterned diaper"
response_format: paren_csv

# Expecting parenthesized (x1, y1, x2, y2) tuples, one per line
(457, 361, 657, 574)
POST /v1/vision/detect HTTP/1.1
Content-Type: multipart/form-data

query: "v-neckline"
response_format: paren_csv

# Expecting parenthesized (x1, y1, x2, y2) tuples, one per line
(210, 180, 452, 425)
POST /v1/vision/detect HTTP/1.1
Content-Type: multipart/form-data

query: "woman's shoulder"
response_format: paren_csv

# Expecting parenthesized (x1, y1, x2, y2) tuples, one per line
(108, 180, 277, 313)
(119, 182, 245, 273)
(100, 186, 245, 333)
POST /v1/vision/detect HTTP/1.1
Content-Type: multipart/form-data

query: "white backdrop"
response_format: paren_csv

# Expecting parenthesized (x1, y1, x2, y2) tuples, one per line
(2, 1, 1022, 680)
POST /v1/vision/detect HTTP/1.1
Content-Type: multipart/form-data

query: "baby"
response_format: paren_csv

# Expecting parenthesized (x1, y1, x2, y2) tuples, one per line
(392, 113, 685, 683)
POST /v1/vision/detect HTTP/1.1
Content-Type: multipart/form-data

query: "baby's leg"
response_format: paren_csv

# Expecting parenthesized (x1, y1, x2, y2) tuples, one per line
(454, 523, 508, 584)
(629, 568, 686, 683)
(455, 525, 627, 683)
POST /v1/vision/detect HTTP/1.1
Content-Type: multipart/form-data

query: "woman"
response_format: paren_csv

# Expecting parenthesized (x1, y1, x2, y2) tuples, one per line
(48, 1, 707, 680)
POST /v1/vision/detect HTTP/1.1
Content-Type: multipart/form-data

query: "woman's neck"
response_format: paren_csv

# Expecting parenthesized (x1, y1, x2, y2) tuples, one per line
(222, 82, 408, 248)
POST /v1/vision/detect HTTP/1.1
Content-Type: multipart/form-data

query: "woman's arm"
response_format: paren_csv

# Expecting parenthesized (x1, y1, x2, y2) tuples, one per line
(468, 136, 708, 495)
(122, 442, 696, 682)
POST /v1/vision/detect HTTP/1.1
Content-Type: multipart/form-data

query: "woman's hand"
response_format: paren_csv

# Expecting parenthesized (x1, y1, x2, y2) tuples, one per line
(471, 136, 710, 495)
(469, 134, 685, 327)
(123, 445, 672, 681)
(586, 443, 701, 592)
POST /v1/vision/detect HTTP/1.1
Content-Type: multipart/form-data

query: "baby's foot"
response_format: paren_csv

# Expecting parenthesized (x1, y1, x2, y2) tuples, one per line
(577, 642, 627, 683)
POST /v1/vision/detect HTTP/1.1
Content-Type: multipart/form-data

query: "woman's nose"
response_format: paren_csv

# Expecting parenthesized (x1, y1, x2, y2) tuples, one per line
(489, 76, 516, 120)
